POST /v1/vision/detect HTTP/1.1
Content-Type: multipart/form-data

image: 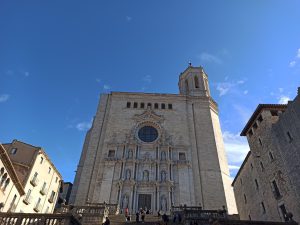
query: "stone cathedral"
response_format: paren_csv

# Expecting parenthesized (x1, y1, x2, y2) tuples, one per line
(70, 65, 237, 214)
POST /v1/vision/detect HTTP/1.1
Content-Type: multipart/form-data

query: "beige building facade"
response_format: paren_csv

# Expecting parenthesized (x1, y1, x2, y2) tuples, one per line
(70, 65, 237, 214)
(0, 144, 25, 212)
(2, 140, 62, 213)
(232, 88, 300, 222)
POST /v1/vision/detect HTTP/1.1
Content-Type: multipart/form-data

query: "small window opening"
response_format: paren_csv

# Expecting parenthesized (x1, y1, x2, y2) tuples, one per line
(287, 131, 293, 142)
(133, 102, 138, 108)
(253, 122, 258, 130)
(140, 103, 145, 108)
(271, 110, 278, 116)
(248, 130, 253, 137)
(258, 115, 263, 122)
(161, 103, 165, 109)
(240, 178, 243, 185)
(11, 148, 17, 155)
(244, 194, 247, 204)
(250, 163, 253, 169)
(255, 179, 259, 190)
(271, 180, 281, 199)
(108, 150, 115, 158)
(154, 103, 159, 109)
(126, 102, 131, 108)
(147, 103, 152, 108)
(40, 157, 44, 164)
(261, 202, 266, 214)
(168, 104, 172, 109)
(259, 138, 262, 146)
(269, 152, 274, 161)
(260, 162, 264, 171)
(179, 152, 186, 160)
(194, 76, 199, 88)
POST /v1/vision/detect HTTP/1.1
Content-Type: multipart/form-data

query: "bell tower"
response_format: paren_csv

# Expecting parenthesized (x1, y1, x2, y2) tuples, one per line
(178, 64, 210, 96)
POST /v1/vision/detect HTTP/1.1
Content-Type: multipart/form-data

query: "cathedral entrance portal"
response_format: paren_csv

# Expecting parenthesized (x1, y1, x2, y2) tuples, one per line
(138, 194, 151, 210)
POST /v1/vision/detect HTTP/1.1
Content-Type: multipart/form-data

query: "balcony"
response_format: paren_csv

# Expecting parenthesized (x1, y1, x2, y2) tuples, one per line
(33, 203, 42, 212)
(40, 187, 47, 195)
(30, 177, 39, 187)
(23, 195, 33, 205)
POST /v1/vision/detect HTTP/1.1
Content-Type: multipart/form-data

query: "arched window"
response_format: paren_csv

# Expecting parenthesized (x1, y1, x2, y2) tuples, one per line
(154, 103, 159, 109)
(185, 80, 189, 93)
(147, 103, 152, 108)
(161, 103, 165, 109)
(143, 170, 149, 181)
(0, 167, 4, 176)
(194, 76, 199, 88)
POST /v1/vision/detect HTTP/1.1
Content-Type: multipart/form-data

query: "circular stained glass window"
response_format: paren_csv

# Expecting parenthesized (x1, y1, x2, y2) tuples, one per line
(138, 126, 158, 142)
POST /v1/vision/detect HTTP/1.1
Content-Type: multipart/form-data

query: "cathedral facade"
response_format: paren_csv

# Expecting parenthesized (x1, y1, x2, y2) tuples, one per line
(70, 65, 237, 214)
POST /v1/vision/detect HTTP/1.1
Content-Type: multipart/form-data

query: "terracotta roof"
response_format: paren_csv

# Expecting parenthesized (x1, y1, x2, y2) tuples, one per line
(240, 104, 287, 136)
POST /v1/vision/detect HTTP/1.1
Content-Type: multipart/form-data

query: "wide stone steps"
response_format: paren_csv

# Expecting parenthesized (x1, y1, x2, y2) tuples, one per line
(109, 214, 165, 225)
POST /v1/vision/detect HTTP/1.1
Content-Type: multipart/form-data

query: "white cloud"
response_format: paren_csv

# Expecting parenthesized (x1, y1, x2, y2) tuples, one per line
(143, 75, 152, 83)
(278, 95, 290, 104)
(199, 52, 222, 64)
(243, 90, 248, 95)
(297, 48, 300, 58)
(0, 94, 10, 103)
(228, 165, 240, 170)
(289, 61, 296, 67)
(126, 16, 132, 22)
(215, 79, 246, 97)
(76, 121, 92, 131)
(223, 131, 250, 168)
(103, 84, 111, 90)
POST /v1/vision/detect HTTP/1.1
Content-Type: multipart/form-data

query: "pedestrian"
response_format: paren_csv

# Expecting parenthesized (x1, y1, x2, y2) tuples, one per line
(162, 213, 169, 225)
(136, 211, 140, 223)
(103, 217, 110, 225)
(141, 209, 145, 223)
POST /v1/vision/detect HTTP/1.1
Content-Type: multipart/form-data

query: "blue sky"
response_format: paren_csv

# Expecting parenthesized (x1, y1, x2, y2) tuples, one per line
(1, 1, 300, 182)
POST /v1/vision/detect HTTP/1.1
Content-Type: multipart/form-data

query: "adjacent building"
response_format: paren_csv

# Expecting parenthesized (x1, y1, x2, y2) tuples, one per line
(2, 140, 62, 213)
(70, 65, 237, 214)
(55, 182, 73, 208)
(232, 88, 300, 222)
(0, 144, 25, 212)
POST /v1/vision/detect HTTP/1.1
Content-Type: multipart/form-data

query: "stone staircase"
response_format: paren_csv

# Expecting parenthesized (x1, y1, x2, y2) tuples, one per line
(109, 214, 164, 225)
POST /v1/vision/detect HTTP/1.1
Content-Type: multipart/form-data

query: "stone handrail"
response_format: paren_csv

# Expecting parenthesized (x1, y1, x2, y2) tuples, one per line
(0, 212, 81, 225)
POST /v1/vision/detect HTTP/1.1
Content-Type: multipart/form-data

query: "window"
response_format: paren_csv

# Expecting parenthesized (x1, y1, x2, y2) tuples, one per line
(185, 80, 189, 92)
(279, 204, 288, 221)
(161, 103, 165, 109)
(108, 150, 115, 158)
(250, 163, 253, 169)
(142, 170, 149, 181)
(49, 191, 56, 203)
(194, 76, 199, 88)
(0, 173, 7, 186)
(248, 130, 253, 137)
(260, 162, 264, 171)
(147, 103, 152, 108)
(138, 126, 158, 143)
(244, 194, 247, 204)
(154, 103, 159, 109)
(55, 177, 58, 183)
(271, 180, 281, 199)
(179, 152, 186, 160)
(254, 179, 259, 190)
(287, 131, 293, 142)
(126, 102, 131, 108)
(253, 122, 258, 130)
(48, 167, 52, 174)
(140, 103, 145, 108)
(10, 148, 17, 155)
(261, 202, 266, 214)
(3, 178, 10, 191)
(168, 104, 172, 109)
(40, 157, 44, 164)
(240, 178, 243, 185)
(258, 115, 263, 122)
(133, 102, 138, 108)
(269, 151, 274, 161)
(271, 110, 278, 116)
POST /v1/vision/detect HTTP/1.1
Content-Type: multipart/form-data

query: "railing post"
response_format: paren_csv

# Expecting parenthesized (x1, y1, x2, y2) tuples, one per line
(15, 215, 23, 225)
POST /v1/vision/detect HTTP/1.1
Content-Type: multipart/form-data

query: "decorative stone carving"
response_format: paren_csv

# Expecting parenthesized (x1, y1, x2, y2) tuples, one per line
(122, 195, 129, 208)
(161, 195, 167, 212)
(125, 169, 131, 180)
